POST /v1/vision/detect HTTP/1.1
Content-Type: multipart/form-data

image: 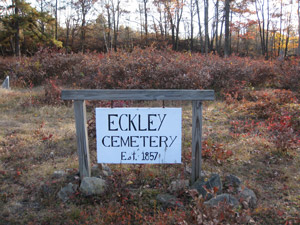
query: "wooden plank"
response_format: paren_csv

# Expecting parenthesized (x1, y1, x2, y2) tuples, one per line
(62, 89, 215, 101)
(74, 100, 91, 179)
(191, 101, 203, 184)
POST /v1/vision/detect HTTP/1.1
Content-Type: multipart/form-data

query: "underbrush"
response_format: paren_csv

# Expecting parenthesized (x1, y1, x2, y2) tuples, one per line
(1, 48, 300, 105)
(226, 89, 299, 153)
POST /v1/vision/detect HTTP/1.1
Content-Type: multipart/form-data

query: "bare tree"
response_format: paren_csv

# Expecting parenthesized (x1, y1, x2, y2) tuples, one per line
(255, 0, 270, 58)
(74, 0, 97, 53)
(55, 0, 58, 40)
(12, 0, 20, 56)
(195, 0, 204, 52)
(190, 0, 194, 51)
(143, 0, 148, 43)
(204, 0, 209, 54)
(215, 0, 219, 53)
(298, 0, 300, 56)
(224, 0, 230, 57)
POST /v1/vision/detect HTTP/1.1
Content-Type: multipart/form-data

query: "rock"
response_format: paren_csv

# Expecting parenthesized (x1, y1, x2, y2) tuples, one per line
(204, 194, 239, 208)
(58, 183, 78, 202)
(190, 173, 222, 200)
(10, 202, 23, 214)
(185, 166, 192, 175)
(91, 164, 112, 177)
(1, 76, 9, 89)
(156, 193, 184, 209)
(52, 170, 66, 178)
(168, 180, 189, 193)
(102, 164, 112, 176)
(224, 174, 242, 193)
(41, 184, 53, 197)
(80, 177, 106, 196)
(238, 187, 257, 209)
(225, 174, 241, 187)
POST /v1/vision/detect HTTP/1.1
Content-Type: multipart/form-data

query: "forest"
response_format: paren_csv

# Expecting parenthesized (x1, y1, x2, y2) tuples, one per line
(0, 0, 300, 225)
(0, 0, 299, 58)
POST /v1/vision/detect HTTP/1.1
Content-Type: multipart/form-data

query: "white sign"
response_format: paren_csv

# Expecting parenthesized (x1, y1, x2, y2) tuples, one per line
(96, 108, 182, 164)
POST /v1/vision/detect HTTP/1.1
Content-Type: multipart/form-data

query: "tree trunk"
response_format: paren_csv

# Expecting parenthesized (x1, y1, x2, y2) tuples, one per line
(195, 0, 203, 53)
(219, 14, 224, 55)
(106, 5, 112, 50)
(175, 0, 183, 51)
(14, 0, 20, 57)
(41, 0, 45, 33)
(55, 0, 58, 40)
(224, 0, 230, 57)
(215, 0, 219, 53)
(255, 0, 265, 56)
(144, 0, 148, 44)
(278, 0, 283, 56)
(65, 19, 70, 53)
(204, 0, 209, 54)
(297, 0, 300, 56)
(265, 0, 270, 59)
(190, 0, 194, 51)
(81, 2, 86, 53)
(285, 27, 290, 58)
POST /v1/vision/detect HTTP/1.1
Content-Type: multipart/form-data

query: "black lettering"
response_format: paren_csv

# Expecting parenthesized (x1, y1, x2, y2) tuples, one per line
(140, 136, 149, 147)
(130, 136, 139, 147)
(158, 114, 167, 131)
(159, 136, 168, 147)
(169, 136, 177, 147)
(150, 136, 158, 147)
(111, 136, 120, 147)
(120, 136, 130, 147)
(119, 114, 128, 131)
(102, 136, 110, 147)
(129, 114, 137, 131)
(148, 114, 156, 131)
(108, 114, 118, 131)
(138, 115, 147, 131)
(121, 152, 126, 160)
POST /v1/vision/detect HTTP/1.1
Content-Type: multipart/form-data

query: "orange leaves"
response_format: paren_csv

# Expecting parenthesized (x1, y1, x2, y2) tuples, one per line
(202, 140, 233, 164)
(42, 134, 53, 141)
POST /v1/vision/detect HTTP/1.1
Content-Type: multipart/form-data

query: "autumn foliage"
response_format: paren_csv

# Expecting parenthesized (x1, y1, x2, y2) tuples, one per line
(1, 47, 299, 95)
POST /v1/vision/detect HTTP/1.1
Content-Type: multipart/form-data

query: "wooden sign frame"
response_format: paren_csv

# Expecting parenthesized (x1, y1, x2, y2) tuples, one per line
(61, 89, 215, 184)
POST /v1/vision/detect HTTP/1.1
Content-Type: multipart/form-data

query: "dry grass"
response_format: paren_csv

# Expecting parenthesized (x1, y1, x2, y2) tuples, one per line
(0, 88, 299, 224)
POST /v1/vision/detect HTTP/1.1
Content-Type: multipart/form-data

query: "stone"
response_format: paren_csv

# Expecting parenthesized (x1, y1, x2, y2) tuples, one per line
(190, 173, 222, 200)
(204, 194, 239, 208)
(41, 184, 53, 197)
(1, 76, 9, 89)
(238, 187, 257, 209)
(58, 183, 78, 202)
(52, 170, 66, 178)
(168, 179, 189, 193)
(225, 174, 241, 187)
(156, 193, 184, 209)
(80, 177, 106, 196)
(224, 174, 242, 193)
(91, 164, 112, 177)
(102, 164, 113, 176)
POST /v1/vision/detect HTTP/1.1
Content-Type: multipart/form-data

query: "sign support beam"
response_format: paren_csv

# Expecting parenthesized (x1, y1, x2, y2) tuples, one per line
(74, 100, 91, 179)
(191, 101, 203, 184)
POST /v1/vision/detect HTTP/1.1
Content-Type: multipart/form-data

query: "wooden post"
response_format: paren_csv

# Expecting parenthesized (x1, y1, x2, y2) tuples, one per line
(191, 101, 203, 184)
(74, 100, 91, 179)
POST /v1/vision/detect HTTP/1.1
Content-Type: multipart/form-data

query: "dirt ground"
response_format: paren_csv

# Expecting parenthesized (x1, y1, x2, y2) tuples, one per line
(0, 88, 299, 224)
